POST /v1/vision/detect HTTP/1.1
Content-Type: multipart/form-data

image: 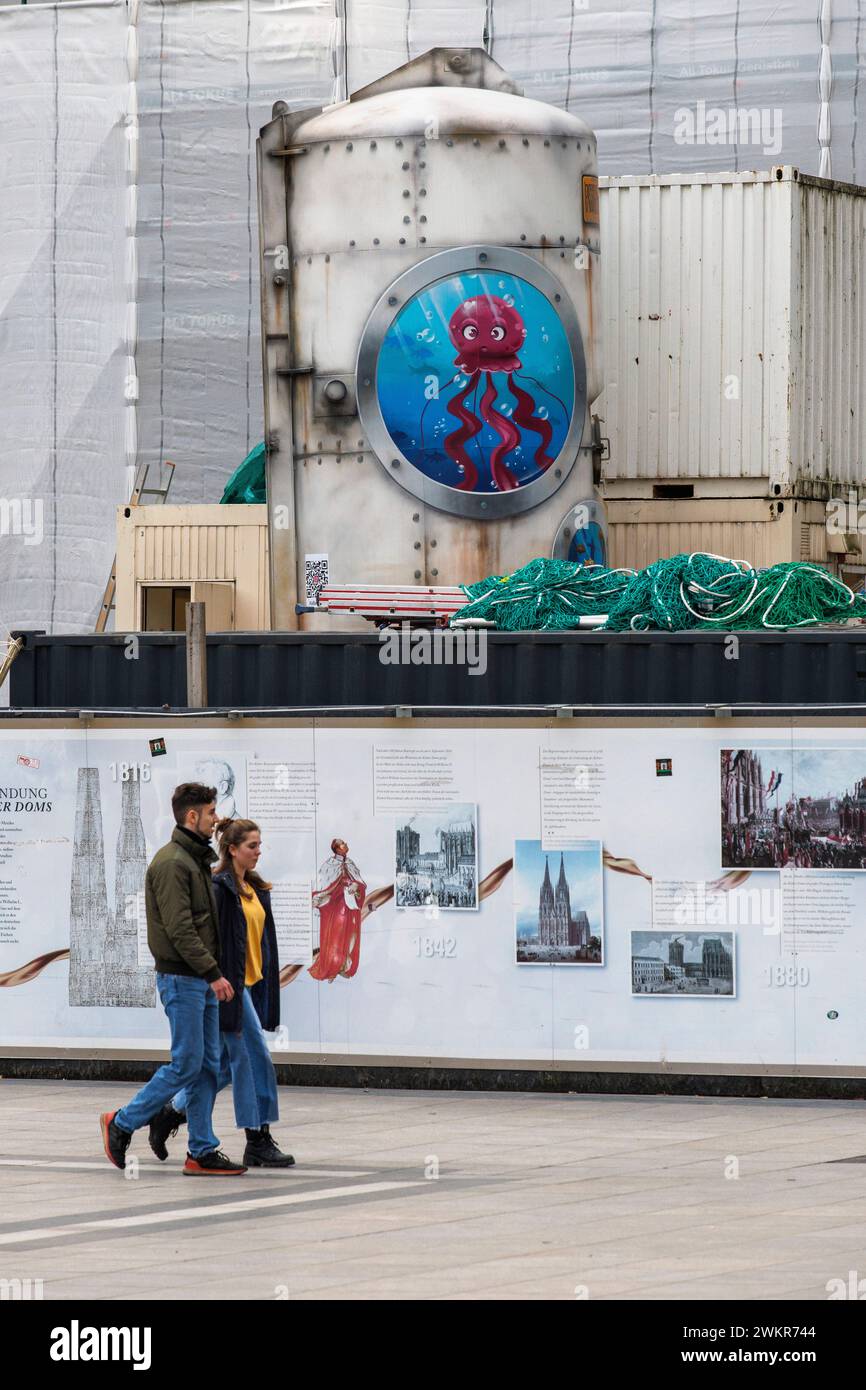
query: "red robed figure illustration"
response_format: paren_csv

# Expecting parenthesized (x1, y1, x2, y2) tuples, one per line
(308, 838, 367, 982)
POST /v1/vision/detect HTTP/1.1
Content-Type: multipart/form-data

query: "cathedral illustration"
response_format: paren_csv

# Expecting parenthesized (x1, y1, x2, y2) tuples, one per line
(68, 768, 155, 1008)
(538, 854, 590, 949)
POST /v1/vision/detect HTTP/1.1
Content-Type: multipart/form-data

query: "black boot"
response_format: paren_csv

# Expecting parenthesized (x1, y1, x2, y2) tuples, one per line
(100, 1111, 132, 1170)
(243, 1124, 295, 1168)
(148, 1104, 185, 1161)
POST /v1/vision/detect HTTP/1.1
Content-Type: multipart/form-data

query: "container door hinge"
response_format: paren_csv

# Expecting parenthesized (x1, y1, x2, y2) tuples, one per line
(590, 414, 610, 484)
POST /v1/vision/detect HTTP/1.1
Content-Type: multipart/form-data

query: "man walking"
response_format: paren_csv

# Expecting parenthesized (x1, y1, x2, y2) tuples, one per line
(100, 782, 246, 1175)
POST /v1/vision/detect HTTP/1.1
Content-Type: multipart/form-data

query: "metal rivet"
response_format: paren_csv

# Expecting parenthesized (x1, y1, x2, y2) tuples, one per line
(419, 161, 426, 168)
(446, 138, 453, 147)
(522, 138, 529, 146)
(520, 233, 526, 241)
(396, 139, 403, 147)
(273, 274, 285, 286)
(420, 236, 426, 243)
(430, 538, 437, 548)
(576, 141, 581, 150)
(325, 253, 330, 262)
(373, 238, 380, 245)
(473, 138, 480, 147)
(399, 236, 406, 244)
(403, 215, 411, 224)
(391, 458, 400, 468)
(349, 239, 355, 247)
(414, 570, 422, 579)
(431, 568, 438, 576)
(559, 236, 565, 243)
(554, 469, 562, 478)
(544, 139, 550, 147)
(560, 251, 565, 258)
(402, 161, 410, 170)
(358, 440, 364, 447)
(561, 141, 567, 148)
(419, 139, 426, 147)
(419, 188, 427, 196)
(306, 256, 312, 264)
(479, 252, 488, 262)
(388, 295, 398, 305)
(370, 140, 377, 149)
(555, 293, 561, 302)
(481, 501, 488, 509)
(498, 139, 506, 148)
(419, 214, 427, 223)
(357, 454, 363, 461)
(412, 512, 420, 521)
(346, 142, 353, 151)
(324, 144, 330, 152)
(402, 189, 410, 197)
(363, 379, 371, 386)
(413, 540, 421, 550)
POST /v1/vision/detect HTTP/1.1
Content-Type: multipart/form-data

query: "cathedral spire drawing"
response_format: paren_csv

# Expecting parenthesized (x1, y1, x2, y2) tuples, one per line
(69, 768, 155, 1008)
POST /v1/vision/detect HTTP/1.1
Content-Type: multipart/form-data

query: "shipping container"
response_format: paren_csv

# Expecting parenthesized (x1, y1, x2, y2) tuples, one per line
(11, 629, 866, 713)
(597, 167, 866, 496)
(605, 497, 840, 572)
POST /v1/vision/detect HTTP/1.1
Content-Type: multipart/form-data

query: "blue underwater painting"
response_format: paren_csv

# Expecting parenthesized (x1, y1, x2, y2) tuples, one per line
(376, 271, 575, 494)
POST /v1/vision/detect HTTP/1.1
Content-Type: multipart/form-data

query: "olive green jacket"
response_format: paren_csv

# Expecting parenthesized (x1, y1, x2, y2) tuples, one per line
(144, 826, 221, 982)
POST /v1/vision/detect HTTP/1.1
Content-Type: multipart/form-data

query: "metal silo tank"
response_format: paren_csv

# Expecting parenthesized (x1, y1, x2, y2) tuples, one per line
(258, 48, 603, 628)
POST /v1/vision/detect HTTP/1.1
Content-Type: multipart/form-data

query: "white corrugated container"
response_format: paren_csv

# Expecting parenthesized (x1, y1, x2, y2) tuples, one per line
(597, 167, 866, 495)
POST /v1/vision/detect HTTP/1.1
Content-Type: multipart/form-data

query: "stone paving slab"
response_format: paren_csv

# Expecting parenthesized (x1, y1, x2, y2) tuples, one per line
(1, 1079, 865, 1300)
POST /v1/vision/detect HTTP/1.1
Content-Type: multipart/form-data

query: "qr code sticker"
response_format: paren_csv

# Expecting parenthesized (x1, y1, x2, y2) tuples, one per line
(305, 553, 329, 605)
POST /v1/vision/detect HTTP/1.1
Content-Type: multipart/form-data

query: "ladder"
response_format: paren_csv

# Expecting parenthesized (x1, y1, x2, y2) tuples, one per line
(95, 462, 176, 632)
(298, 583, 468, 627)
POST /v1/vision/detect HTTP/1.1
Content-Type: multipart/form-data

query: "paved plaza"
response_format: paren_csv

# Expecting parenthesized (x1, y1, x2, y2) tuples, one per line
(2, 1081, 866, 1301)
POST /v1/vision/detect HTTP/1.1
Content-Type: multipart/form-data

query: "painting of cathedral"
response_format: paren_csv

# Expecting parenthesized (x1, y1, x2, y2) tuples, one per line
(68, 767, 156, 1008)
(514, 840, 604, 965)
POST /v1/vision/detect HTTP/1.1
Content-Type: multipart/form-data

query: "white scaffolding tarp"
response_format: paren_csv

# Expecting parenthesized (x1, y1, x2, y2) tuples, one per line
(0, 0, 863, 631)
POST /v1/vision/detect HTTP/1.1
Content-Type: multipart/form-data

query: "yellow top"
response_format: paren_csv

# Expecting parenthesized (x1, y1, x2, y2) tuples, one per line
(240, 886, 265, 987)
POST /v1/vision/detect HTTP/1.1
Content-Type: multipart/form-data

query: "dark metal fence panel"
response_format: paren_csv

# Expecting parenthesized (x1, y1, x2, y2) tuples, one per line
(8, 628, 866, 712)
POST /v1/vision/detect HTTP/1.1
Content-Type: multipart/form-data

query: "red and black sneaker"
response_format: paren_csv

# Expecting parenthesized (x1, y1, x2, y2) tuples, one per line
(183, 1148, 247, 1176)
(100, 1111, 132, 1170)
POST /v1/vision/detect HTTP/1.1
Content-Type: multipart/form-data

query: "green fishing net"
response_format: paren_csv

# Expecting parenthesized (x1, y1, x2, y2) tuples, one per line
(602, 553, 866, 631)
(451, 553, 866, 633)
(450, 557, 635, 631)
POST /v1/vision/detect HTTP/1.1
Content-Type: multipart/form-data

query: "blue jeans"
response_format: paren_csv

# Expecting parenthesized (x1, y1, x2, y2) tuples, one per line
(115, 973, 221, 1158)
(174, 988, 279, 1130)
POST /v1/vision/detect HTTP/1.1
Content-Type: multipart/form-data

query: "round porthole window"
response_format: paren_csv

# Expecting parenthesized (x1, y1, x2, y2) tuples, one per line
(356, 247, 587, 520)
(552, 498, 608, 567)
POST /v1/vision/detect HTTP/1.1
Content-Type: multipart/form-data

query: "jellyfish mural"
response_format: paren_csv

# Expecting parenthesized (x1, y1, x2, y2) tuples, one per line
(373, 268, 577, 501)
(443, 296, 555, 492)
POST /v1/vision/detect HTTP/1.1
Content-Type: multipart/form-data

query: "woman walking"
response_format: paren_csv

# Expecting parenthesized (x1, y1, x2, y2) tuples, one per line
(149, 817, 294, 1168)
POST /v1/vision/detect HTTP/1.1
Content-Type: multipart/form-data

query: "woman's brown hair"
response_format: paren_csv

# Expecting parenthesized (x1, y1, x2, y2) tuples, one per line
(214, 817, 272, 896)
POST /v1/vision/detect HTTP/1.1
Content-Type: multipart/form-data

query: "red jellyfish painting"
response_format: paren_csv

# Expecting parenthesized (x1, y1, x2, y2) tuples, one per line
(442, 295, 556, 492)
